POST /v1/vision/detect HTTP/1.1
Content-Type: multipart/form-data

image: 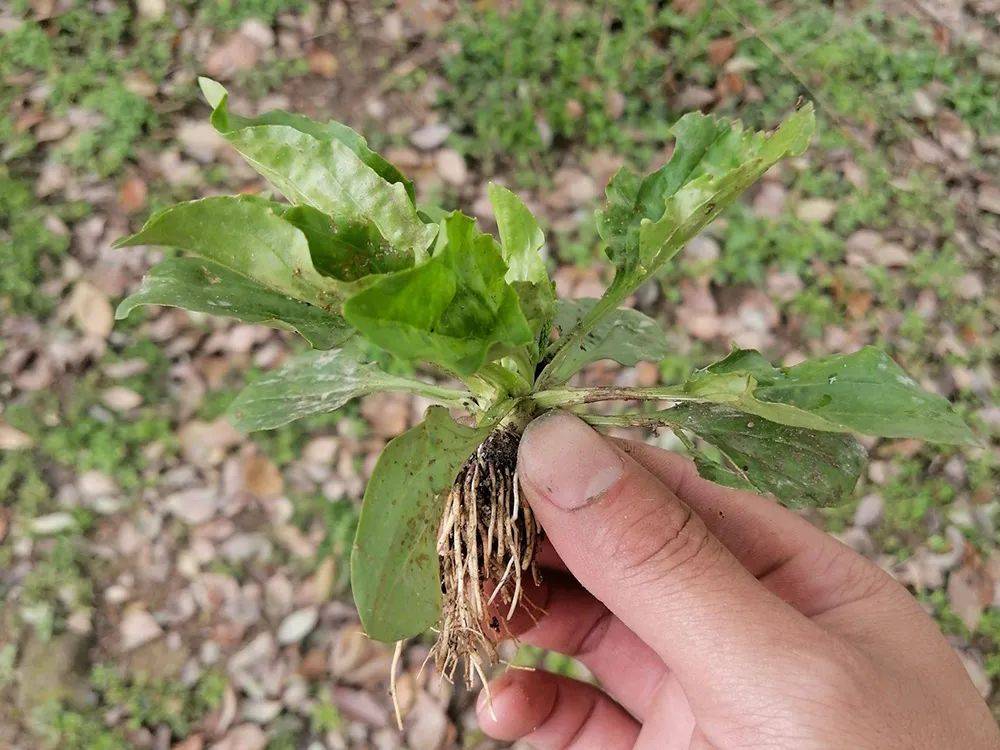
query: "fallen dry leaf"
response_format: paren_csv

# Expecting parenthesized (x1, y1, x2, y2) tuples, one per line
(69, 280, 114, 339)
(0, 422, 34, 450)
(242, 452, 284, 498)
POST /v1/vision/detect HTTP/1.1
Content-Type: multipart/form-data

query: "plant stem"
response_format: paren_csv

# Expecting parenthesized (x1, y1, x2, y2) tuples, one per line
(535, 286, 628, 390)
(384, 377, 474, 410)
(577, 409, 685, 429)
(531, 384, 699, 410)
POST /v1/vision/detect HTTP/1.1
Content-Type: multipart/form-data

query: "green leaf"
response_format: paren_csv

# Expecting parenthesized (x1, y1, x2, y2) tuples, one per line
(545, 298, 670, 382)
(669, 403, 866, 508)
(598, 104, 815, 289)
(487, 183, 548, 287)
(281, 205, 411, 282)
(199, 77, 415, 203)
(201, 79, 435, 260)
(539, 105, 814, 390)
(115, 195, 343, 310)
(683, 347, 974, 444)
(351, 406, 491, 641)
(115, 258, 351, 349)
(228, 343, 470, 432)
(343, 212, 533, 376)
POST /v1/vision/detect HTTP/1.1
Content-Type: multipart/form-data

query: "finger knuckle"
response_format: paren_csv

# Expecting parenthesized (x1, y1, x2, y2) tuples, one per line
(598, 497, 714, 588)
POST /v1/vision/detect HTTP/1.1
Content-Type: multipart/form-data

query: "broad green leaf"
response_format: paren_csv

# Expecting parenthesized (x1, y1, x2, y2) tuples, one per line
(487, 183, 548, 287)
(343, 212, 533, 376)
(199, 77, 415, 202)
(668, 403, 866, 508)
(351, 406, 491, 641)
(115, 258, 351, 349)
(539, 105, 814, 389)
(200, 79, 435, 260)
(598, 104, 815, 289)
(281, 205, 411, 282)
(683, 347, 974, 444)
(115, 195, 343, 310)
(228, 343, 470, 431)
(545, 298, 670, 382)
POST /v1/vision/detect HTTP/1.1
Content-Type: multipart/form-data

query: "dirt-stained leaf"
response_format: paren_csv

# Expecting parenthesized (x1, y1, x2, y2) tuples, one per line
(228, 343, 471, 432)
(546, 298, 669, 382)
(683, 347, 974, 444)
(116, 258, 352, 349)
(351, 407, 492, 641)
(343, 212, 533, 376)
(667, 403, 867, 508)
(200, 78, 435, 260)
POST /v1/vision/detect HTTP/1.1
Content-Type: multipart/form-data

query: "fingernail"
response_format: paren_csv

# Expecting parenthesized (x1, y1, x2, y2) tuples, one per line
(519, 411, 623, 510)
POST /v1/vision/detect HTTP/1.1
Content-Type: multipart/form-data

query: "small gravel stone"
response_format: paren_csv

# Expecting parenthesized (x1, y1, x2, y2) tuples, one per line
(435, 149, 467, 186)
(277, 606, 319, 645)
(410, 123, 451, 150)
(120, 609, 163, 651)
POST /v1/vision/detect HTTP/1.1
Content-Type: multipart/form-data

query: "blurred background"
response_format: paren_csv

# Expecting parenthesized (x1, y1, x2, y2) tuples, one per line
(0, 1, 997, 747)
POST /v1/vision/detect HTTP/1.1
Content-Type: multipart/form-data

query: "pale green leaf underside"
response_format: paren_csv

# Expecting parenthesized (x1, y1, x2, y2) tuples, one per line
(684, 347, 974, 444)
(547, 298, 670, 382)
(115, 258, 351, 350)
(115, 195, 343, 311)
(351, 407, 491, 641)
(228, 344, 469, 432)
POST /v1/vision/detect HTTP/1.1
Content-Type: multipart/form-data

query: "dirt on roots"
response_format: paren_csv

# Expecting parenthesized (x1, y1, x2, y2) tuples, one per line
(430, 424, 543, 687)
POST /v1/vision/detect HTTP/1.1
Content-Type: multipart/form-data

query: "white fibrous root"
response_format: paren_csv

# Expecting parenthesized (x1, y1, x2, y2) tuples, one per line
(430, 425, 542, 686)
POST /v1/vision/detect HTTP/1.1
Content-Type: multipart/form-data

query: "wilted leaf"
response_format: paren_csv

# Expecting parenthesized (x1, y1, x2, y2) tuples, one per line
(351, 407, 491, 641)
(200, 78, 435, 260)
(228, 343, 470, 431)
(116, 195, 344, 310)
(116, 258, 352, 349)
(668, 403, 866, 508)
(683, 347, 974, 444)
(544, 298, 670, 382)
(343, 212, 533, 376)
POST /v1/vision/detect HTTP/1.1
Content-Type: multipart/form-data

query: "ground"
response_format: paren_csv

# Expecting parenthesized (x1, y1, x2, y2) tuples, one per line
(0, 1, 997, 748)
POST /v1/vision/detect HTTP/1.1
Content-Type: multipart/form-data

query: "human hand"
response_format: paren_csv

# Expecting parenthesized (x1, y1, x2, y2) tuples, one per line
(476, 412, 999, 749)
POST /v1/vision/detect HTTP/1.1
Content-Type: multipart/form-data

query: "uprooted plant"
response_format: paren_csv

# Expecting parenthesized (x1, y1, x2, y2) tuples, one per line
(116, 78, 974, 689)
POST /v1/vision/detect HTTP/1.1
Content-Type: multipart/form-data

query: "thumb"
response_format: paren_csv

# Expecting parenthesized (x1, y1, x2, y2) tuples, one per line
(518, 411, 823, 691)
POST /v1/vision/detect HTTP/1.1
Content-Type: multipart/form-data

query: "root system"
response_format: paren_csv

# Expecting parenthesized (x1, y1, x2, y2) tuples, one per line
(430, 424, 542, 686)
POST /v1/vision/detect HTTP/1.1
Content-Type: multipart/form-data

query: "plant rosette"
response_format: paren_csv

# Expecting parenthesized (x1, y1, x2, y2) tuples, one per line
(116, 78, 974, 687)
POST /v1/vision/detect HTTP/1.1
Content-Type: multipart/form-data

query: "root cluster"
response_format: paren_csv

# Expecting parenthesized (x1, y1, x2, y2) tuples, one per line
(430, 425, 541, 686)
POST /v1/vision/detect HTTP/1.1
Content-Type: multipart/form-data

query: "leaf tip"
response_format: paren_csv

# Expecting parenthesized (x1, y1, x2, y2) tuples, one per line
(198, 76, 227, 109)
(113, 301, 132, 321)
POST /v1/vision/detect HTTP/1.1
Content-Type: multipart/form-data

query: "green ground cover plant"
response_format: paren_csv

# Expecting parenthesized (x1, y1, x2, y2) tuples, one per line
(115, 78, 973, 686)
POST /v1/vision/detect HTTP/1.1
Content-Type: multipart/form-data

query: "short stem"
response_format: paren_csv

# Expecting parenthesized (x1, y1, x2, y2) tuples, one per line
(531, 384, 697, 410)
(577, 409, 684, 429)
(384, 377, 474, 410)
